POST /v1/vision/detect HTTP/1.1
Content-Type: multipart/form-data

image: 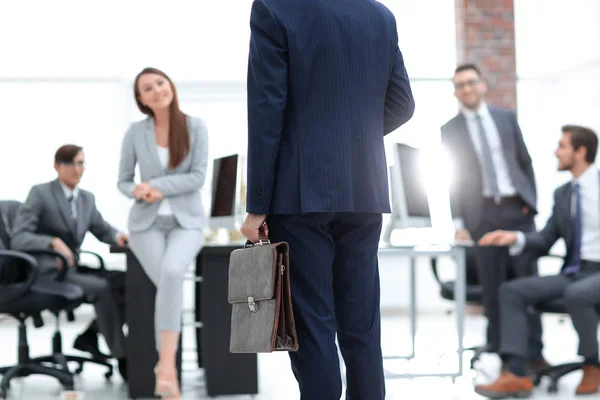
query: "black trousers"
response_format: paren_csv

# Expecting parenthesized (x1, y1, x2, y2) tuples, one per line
(472, 197, 540, 358)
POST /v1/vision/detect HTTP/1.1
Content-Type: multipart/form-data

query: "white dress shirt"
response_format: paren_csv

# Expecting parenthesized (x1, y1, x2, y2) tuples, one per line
(511, 165, 600, 261)
(59, 181, 121, 242)
(461, 103, 517, 197)
(156, 145, 174, 215)
(59, 182, 80, 219)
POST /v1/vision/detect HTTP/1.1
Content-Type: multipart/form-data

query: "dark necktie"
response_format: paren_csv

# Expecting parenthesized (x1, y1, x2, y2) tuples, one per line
(475, 114, 500, 198)
(67, 195, 78, 233)
(563, 182, 582, 275)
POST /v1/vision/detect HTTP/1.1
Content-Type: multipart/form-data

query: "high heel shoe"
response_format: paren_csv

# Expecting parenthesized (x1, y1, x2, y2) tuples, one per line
(154, 366, 179, 398)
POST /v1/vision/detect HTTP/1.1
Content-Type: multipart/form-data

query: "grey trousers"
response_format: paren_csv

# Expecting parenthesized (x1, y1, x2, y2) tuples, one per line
(128, 215, 204, 351)
(499, 266, 600, 360)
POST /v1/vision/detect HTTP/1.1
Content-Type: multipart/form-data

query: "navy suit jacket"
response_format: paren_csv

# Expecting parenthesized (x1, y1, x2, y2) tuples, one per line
(524, 171, 600, 272)
(441, 107, 537, 235)
(246, 0, 415, 215)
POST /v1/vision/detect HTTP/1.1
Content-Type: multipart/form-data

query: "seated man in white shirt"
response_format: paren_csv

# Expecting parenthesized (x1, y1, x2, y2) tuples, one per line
(474, 125, 600, 398)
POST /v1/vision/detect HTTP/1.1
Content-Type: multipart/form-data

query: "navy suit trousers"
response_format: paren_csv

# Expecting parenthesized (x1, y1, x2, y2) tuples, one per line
(267, 212, 385, 400)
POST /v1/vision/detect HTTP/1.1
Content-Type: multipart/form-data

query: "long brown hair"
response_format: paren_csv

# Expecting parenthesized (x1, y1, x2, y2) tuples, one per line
(134, 67, 190, 169)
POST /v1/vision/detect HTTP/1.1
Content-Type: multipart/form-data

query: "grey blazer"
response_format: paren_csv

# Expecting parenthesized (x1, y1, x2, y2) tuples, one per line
(11, 180, 118, 267)
(118, 116, 209, 233)
(441, 106, 537, 234)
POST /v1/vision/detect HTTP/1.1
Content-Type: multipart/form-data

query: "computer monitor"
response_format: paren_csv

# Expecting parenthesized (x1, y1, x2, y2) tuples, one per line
(382, 143, 432, 244)
(207, 154, 245, 229)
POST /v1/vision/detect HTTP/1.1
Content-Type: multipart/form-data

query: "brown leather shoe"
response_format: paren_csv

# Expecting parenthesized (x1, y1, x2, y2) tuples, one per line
(576, 364, 600, 395)
(474, 371, 533, 398)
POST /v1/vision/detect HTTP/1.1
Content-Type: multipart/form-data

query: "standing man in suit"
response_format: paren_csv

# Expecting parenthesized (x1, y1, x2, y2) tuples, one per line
(476, 125, 600, 397)
(240, 1, 414, 399)
(441, 63, 541, 361)
(11, 144, 129, 378)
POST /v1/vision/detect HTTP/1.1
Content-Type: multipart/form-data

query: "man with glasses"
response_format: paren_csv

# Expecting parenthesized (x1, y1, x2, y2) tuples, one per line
(441, 64, 543, 370)
(11, 144, 129, 380)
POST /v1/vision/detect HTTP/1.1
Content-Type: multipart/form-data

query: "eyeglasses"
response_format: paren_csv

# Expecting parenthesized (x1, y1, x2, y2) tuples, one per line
(454, 79, 481, 90)
(61, 161, 86, 168)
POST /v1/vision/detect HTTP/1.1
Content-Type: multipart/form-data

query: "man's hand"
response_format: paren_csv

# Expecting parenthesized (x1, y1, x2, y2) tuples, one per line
(133, 182, 152, 200)
(116, 233, 129, 247)
(455, 229, 472, 241)
(51, 237, 75, 269)
(144, 189, 164, 203)
(241, 214, 268, 243)
(478, 230, 518, 246)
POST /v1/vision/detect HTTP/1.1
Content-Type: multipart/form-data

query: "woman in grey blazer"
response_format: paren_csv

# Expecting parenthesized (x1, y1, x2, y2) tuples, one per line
(118, 67, 207, 399)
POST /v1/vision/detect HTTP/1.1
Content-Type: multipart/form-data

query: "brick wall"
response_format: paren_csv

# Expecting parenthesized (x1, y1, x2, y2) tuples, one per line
(455, 0, 517, 110)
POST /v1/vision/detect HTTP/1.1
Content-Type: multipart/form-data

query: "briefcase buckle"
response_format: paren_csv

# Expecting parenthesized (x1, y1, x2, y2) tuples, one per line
(248, 297, 258, 312)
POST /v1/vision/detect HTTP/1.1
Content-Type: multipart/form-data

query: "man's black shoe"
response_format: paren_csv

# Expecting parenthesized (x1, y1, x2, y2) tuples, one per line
(118, 358, 128, 382)
(73, 333, 110, 360)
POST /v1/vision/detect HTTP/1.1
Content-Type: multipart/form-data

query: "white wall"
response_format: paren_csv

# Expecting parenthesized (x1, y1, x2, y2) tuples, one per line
(6, 1, 595, 313)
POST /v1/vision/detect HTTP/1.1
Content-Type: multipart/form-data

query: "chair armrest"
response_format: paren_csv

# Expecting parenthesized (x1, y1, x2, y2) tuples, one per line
(429, 257, 443, 285)
(79, 250, 106, 271)
(0, 250, 39, 302)
(22, 249, 69, 281)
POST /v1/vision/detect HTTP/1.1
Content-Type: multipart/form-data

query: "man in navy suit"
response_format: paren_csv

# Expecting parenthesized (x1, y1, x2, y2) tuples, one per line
(240, 1, 414, 398)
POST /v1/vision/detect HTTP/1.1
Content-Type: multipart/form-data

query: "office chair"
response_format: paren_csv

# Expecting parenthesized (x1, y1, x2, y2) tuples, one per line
(0, 248, 84, 399)
(0, 200, 114, 378)
(529, 298, 586, 393)
(430, 249, 489, 369)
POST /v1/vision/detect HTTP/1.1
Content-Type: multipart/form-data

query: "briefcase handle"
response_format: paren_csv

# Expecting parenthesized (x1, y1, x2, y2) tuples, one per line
(244, 222, 270, 248)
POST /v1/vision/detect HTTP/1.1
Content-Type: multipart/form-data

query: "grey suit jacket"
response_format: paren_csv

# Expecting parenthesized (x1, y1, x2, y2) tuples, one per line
(524, 171, 600, 271)
(441, 106, 537, 234)
(11, 180, 119, 268)
(118, 116, 208, 233)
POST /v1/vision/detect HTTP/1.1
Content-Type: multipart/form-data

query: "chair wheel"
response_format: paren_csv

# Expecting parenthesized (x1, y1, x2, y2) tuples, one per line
(105, 371, 113, 379)
(548, 381, 558, 393)
(75, 366, 83, 375)
(532, 376, 542, 386)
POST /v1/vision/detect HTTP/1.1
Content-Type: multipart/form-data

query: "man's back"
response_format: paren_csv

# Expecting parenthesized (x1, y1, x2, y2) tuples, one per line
(247, 0, 414, 215)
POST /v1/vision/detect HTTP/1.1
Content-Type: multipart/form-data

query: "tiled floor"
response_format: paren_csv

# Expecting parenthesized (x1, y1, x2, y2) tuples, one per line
(0, 307, 599, 399)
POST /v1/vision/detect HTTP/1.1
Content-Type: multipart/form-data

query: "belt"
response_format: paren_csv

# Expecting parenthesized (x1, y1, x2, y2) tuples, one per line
(483, 195, 522, 205)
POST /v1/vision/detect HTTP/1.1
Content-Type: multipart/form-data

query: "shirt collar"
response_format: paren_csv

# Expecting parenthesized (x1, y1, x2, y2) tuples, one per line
(461, 102, 490, 121)
(574, 164, 598, 189)
(59, 181, 79, 200)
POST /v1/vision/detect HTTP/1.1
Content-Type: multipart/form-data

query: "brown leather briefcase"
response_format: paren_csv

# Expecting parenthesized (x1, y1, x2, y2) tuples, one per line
(228, 240, 299, 353)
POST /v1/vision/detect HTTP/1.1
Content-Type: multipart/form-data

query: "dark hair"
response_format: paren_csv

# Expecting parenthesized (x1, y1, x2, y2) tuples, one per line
(55, 145, 83, 164)
(562, 125, 598, 163)
(454, 63, 482, 77)
(133, 67, 190, 169)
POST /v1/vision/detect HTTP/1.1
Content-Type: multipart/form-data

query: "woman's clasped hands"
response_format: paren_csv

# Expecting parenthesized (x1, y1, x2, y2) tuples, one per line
(133, 182, 164, 203)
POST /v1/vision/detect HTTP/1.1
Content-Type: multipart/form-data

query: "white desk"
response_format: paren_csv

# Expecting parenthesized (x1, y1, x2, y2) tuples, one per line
(378, 244, 468, 381)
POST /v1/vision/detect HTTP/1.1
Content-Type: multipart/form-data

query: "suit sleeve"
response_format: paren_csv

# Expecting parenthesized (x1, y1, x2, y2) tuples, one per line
(117, 127, 137, 199)
(512, 112, 537, 206)
(88, 195, 119, 245)
(523, 189, 562, 255)
(148, 119, 209, 196)
(383, 17, 415, 135)
(246, 0, 288, 214)
(11, 186, 55, 250)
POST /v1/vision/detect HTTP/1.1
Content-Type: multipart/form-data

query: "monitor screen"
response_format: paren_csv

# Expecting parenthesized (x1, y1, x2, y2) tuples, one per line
(210, 154, 239, 217)
(395, 144, 430, 218)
